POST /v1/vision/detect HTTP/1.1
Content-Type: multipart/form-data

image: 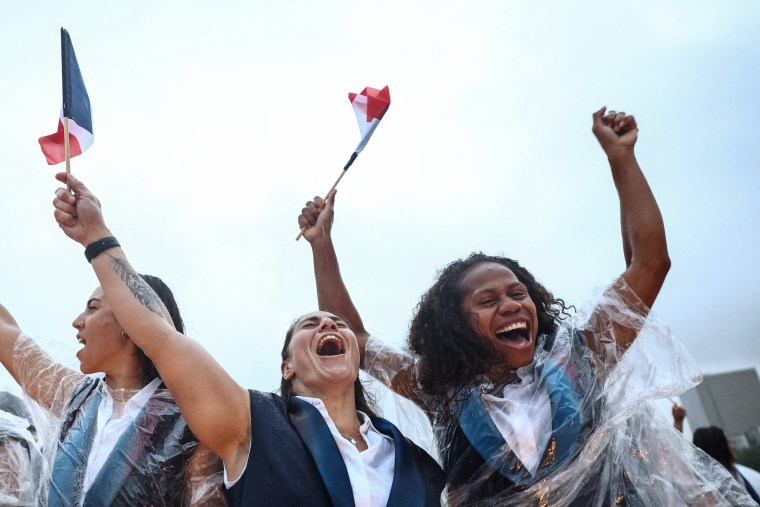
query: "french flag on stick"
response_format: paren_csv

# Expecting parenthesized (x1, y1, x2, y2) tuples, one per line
(295, 85, 390, 240)
(344, 85, 390, 170)
(39, 28, 93, 166)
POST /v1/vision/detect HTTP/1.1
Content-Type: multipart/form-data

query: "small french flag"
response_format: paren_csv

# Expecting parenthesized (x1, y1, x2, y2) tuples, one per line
(344, 86, 390, 170)
(39, 28, 93, 165)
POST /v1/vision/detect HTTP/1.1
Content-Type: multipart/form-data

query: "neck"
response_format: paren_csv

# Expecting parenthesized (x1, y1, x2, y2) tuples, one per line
(102, 347, 147, 391)
(487, 364, 520, 385)
(324, 393, 363, 436)
(300, 384, 362, 435)
(104, 370, 145, 391)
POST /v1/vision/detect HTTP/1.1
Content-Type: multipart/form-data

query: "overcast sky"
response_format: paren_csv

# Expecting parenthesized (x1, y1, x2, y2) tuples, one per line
(1, 2, 758, 436)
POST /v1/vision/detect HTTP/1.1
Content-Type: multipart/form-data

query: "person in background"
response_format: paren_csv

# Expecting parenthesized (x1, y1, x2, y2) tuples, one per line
(0, 391, 42, 506)
(671, 404, 760, 503)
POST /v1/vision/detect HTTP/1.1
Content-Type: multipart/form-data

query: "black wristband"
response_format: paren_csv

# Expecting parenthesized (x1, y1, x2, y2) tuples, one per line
(85, 236, 120, 263)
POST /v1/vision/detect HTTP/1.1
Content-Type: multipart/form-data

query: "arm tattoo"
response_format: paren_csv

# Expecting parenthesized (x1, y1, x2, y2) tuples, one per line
(107, 254, 167, 319)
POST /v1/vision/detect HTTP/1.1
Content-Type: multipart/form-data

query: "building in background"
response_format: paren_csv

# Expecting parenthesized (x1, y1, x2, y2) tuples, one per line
(681, 368, 760, 449)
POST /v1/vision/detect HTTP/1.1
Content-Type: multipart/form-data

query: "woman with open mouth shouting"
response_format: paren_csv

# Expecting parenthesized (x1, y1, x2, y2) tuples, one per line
(0, 271, 222, 505)
(298, 108, 757, 505)
(51, 172, 445, 507)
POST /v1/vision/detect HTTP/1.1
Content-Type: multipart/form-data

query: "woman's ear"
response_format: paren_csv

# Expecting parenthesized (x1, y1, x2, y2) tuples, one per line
(281, 361, 293, 380)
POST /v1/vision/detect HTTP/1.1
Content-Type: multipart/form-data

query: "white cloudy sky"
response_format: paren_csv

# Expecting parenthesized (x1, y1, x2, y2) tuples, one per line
(1, 2, 758, 434)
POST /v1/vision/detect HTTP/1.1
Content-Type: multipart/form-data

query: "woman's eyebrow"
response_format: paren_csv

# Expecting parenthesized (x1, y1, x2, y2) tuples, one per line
(471, 288, 495, 296)
(299, 315, 345, 326)
(299, 316, 320, 325)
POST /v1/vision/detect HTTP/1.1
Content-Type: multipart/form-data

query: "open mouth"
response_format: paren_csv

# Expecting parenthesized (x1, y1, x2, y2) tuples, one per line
(316, 335, 345, 357)
(495, 322, 530, 345)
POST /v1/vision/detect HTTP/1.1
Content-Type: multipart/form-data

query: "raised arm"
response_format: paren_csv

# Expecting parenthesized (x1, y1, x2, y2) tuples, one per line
(52, 173, 251, 479)
(1, 305, 81, 413)
(298, 191, 369, 355)
(298, 192, 423, 404)
(588, 107, 671, 355)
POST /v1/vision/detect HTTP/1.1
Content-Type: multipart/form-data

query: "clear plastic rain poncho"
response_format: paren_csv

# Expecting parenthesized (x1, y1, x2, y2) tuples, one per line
(364, 278, 757, 506)
(0, 395, 42, 507)
(11, 334, 226, 506)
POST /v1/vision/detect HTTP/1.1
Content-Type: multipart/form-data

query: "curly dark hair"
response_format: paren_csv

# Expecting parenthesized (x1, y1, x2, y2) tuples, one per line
(408, 253, 571, 415)
(136, 274, 185, 387)
(279, 313, 379, 418)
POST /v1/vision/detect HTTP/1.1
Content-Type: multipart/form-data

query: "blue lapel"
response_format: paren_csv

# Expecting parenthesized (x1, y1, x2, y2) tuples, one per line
(288, 397, 355, 507)
(540, 361, 581, 469)
(82, 393, 168, 506)
(455, 360, 581, 487)
(48, 386, 102, 507)
(371, 416, 427, 507)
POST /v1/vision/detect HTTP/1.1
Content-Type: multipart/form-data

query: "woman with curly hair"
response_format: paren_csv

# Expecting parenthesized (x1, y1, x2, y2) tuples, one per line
(299, 108, 759, 506)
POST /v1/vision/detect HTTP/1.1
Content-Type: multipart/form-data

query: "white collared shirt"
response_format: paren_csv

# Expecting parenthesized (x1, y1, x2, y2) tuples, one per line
(224, 395, 396, 507)
(82, 377, 162, 495)
(480, 365, 552, 476)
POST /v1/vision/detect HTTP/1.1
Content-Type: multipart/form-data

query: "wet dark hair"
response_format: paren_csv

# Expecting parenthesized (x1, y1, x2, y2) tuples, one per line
(279, 313, 379, 418)
(136, 274, 185, 387)
(693, 426, 734, 470)
(408, 253, 571, 414)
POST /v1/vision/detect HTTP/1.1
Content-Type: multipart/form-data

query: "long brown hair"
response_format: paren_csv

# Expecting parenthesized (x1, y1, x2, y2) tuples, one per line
(135, 274, 185, 387)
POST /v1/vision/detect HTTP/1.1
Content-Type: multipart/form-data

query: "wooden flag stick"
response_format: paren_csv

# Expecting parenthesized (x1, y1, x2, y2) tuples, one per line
(295, 170, 346, 241)
(63, 116, 72, 191)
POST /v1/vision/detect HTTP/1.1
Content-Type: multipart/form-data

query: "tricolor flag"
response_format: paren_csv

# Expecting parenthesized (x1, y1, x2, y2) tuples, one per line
(344, 85, 390, 169)
(38, 28, 94, 165)
(295, 85, 391, 240)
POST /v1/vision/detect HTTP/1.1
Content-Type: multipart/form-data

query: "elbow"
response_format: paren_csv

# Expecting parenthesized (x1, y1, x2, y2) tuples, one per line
(656, 251, 672, 278)
(643, 252, 671, 282)
(662, 254, 672, 274)
(631, 249, 671, 284)
(129, 324, 175, 358)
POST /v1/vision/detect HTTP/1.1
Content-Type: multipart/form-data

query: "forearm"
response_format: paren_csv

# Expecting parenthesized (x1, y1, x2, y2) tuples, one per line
(311, 236, 368, 351)
(90, 245, 250, 463)
(608, 151, 670, 306)
(90, 247, 175, 354)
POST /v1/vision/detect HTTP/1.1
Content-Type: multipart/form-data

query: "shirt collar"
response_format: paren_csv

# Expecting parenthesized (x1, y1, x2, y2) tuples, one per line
(100, 377, 162, 418)
(294, 395, 391, 442)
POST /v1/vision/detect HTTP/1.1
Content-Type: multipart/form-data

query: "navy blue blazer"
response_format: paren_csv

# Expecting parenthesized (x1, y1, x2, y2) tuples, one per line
(224, 390, 445, 507)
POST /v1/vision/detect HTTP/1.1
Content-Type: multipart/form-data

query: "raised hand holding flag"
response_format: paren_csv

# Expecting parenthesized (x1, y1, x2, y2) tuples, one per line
(296, 85, 390, 240)
(38, 28, 94, 171)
